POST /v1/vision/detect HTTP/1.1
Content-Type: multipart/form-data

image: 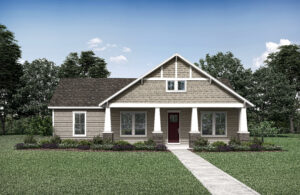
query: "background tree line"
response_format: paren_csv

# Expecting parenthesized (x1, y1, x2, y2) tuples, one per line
(1, 24, 299, 135)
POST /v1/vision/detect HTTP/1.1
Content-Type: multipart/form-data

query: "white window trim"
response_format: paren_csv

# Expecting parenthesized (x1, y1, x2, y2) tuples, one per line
(166, 80, 187, 92)
(120, 111, 147, 137)
(72, 111, 87, 137)
(201, 111, 227, 137)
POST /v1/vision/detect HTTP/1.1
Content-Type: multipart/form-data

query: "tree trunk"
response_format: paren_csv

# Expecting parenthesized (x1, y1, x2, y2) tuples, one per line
(0, 114, 6, 135)
(290, 115, 295, 133)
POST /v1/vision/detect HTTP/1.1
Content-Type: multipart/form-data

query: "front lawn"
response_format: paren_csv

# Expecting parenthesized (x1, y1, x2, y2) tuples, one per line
(0, 135, 209, 194)
(197, 134, 300, 195)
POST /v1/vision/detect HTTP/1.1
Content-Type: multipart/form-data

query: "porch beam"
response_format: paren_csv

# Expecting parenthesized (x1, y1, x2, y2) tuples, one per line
(104, 107, 112, 133)
(109, 103, 244, 108)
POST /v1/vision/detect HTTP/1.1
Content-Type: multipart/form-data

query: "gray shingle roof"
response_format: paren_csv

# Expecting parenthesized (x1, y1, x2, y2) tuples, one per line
(49, 78, 135, 107)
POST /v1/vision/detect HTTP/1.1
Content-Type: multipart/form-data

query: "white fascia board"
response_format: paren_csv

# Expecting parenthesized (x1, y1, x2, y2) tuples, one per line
(176, 54, 255, 107)
(98, 54, 178, 106)
(145, 78, 208, 81)
(48, 106, 103, 109)
(109, 103, 244, 108)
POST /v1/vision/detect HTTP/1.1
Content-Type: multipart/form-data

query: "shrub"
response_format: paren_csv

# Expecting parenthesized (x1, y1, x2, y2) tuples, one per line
(93, 136, 103, 145)
(194, 137, 208, 147)
(78, 145, 90, 150)
(194, 145, 217, 152)
(103, 138, 113, 145)
(50, 135, 61, 144)
(39, 139, 50, 145)
(114, 140, 131, 146)
(144, 139, 156, 146)
(250, 144, 262, 151)
(217, 145, 233, 152)
(133, 142, 156, 150)
(24, 135, 37, 144)
(252, 137, 263, 146)
(78, 140, 92, 146)
(211, 141, 227, 147)
(25, 116, 53, 136)
(112, 144, 135, 151)
(263, 145, 282, 151)
(155, 144, 167, 151)
(91, 144, 114, 150)
(249, 121, 279, 137)
(41, 143, 58, 149)
(229, 137, 241, 145)
(231, 145, 250, 151)
(15, 143, 25, 149)
(62, 139, 78, 145)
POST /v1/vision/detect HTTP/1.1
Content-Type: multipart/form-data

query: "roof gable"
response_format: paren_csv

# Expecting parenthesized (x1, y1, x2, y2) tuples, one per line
(99, 54, 254, 107)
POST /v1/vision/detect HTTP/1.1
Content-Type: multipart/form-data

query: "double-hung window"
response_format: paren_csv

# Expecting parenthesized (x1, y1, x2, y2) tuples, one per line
(201, 112, 226, 136)
(166, 80, 186, 92)
(73, 111, 86, 136)
(121, 112, 147, 136)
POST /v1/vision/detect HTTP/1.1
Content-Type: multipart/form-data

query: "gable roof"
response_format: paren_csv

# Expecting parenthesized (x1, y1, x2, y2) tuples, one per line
(49, 78, 135, 107)
(98, 54, 254, 107)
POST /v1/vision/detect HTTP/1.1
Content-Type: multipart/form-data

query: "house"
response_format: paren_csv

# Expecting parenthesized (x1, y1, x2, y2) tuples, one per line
(48, 54, 254, 148)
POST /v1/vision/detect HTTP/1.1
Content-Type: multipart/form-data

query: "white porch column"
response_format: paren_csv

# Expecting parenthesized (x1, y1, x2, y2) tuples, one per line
(190, 107, 200, 133)
(104, 107, 112, 133)
(153, 107, 162, 133)
(238, 107, 248, 133)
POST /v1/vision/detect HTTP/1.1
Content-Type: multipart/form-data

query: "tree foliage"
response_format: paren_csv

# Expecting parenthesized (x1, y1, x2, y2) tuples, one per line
(0, 24, 23, 134)
(195, 52, 252, 98)
(14, 59, 59, 116)
(59, 51, 110, 78)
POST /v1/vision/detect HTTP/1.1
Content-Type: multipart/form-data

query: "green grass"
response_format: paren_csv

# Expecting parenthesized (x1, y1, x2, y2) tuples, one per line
(0, 135, 209, 194)
(197, 134, 300, 195)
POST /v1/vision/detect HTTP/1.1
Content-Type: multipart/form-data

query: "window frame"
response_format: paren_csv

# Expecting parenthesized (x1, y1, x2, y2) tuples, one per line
(72, 111, 87, 137)
(120, 111, 147, 137)
(166, 80, 187, 92)
(200, 111, 227, 137)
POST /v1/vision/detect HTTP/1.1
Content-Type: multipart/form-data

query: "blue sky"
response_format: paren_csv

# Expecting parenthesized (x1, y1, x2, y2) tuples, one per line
(1, 0, 300, 77)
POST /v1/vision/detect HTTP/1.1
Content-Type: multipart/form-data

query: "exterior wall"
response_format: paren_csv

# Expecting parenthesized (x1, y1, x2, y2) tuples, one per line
(192, 67, 205, 78)
(177, 60, 190, 78)
(111, 108, 154, 143)
(146, 68, 161, 78)
(53, 109, 104, 139)
(163, 59, 176, 78)
(111, 80, 241, 103)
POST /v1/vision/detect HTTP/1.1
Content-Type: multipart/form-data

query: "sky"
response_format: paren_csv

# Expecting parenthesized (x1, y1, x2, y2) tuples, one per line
(1, 0, 300, 78)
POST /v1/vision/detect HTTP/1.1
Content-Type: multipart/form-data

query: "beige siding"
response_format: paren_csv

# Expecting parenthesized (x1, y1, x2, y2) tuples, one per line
(177, 60, 190, 78)
(192, 67, 205, 78)
(53, 109, 104, 139)
(111, 108, 154, 143)
(146, 68, 161, 78)
(163, 59, 175, 78)
(112, 80, 241, 103)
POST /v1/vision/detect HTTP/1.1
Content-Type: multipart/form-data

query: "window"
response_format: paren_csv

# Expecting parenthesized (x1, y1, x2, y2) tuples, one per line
(166, 80, 186, 92)
(201, 112, 226, 136)
(73, 112, 86, 136)
(121, 112, 147, 136)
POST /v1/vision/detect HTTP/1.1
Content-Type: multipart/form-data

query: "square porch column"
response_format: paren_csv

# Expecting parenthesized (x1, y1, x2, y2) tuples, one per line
(152, 107, 163, 144)
(237, 107, 250, 142)
(189, 107, 201, 148)
(103, 107, 114, 142)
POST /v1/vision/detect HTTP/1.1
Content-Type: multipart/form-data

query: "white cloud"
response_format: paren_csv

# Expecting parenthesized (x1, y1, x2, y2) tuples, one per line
(87, 38, 102, 48)
(122, 47, 131, 53)
(106, 43, 117, 48)
(110, 55, 128, 63)
(253, 39, 291, 68)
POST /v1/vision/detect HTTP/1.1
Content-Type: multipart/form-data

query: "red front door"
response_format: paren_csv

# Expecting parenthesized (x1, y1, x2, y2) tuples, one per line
(168, 113, 179, 143)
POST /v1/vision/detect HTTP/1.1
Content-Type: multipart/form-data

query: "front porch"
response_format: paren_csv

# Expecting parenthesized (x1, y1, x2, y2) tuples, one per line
(102, 104, 250, 147)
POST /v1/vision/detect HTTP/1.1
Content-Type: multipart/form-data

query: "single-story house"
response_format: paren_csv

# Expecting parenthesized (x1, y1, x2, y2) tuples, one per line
(48, 54, 254, 148)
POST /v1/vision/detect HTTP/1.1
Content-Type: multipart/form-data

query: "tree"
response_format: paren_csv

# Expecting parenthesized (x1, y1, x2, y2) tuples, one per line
(58, 51, 110, 78)
(265, 45, 300, 133)
(14, 59, 59, 116)
(195, 52, 252, 98)
(0, 24, 23, 135)
(58, 52, 81, 78)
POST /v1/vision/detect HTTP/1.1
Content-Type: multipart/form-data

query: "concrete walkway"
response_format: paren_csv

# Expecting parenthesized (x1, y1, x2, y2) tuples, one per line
(170, 149, 260, 195)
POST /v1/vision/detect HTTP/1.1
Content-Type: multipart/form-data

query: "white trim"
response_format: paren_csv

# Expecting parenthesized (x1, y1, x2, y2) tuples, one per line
(238, 107, 249, 133)
(160, 66, 163, 78)
(153, 108, 162, 133)
(189, 66, 192, 78)
(190, 107, 199, 133)
(48, 106, 103, 109)
(98, 53, 254, 107)
(52, 110, 54, 127)
(175, 56, 178, 78)
(120, 111, 147, 137)
(109, 103, 244, 108)
(145, 78, 207, 81)
(104, 107, 112, 133)
(200, 111, 227, 137)
(72, 111, 87, 137)
(166, 80, 187, 92)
